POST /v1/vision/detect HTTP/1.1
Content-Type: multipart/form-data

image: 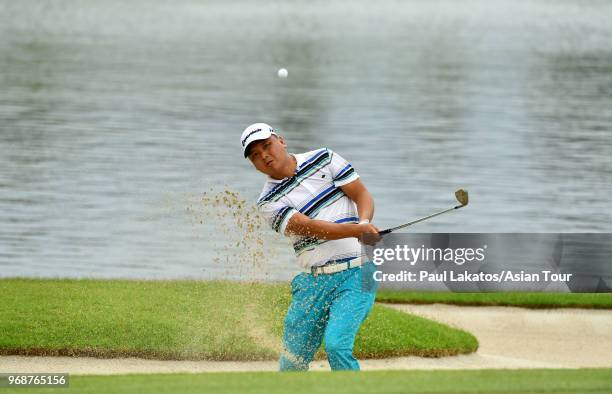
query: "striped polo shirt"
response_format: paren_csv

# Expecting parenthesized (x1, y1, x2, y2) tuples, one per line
(257, 148, 364, 269)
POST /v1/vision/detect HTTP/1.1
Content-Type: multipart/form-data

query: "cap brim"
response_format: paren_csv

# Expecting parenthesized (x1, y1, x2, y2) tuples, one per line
(243, 131, 276, 158)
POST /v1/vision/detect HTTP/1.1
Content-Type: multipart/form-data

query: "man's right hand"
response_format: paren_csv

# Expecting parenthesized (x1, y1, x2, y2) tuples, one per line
(354, 223, 381, 245)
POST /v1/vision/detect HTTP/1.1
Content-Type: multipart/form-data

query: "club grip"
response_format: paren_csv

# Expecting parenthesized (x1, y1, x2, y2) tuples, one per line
(378, 229, 393, 235)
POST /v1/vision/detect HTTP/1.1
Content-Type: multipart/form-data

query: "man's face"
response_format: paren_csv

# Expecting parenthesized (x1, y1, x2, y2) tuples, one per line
(247, 135, 291, 179)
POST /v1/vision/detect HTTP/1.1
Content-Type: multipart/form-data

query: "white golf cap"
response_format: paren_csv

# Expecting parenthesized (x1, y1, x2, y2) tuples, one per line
(240, 123, 277, 158)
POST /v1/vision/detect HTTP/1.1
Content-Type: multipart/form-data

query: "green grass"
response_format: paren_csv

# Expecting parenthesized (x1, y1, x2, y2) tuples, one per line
(3, 369, 612, 394)
(376, 291, 612, 309)
(0, 279, 477, 361)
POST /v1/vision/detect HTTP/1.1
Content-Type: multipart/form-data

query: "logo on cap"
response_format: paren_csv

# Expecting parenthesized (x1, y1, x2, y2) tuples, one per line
(241, 128, 262, 146)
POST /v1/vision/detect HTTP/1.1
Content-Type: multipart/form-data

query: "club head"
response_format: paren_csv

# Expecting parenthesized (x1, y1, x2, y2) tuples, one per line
(455, 189, 469, 206)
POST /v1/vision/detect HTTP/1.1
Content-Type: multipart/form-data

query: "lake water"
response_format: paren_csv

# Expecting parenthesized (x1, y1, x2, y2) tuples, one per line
(1, 0, 611, 280)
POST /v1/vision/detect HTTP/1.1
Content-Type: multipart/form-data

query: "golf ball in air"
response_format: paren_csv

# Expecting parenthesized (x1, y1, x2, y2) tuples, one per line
(278, 68, 288, 78)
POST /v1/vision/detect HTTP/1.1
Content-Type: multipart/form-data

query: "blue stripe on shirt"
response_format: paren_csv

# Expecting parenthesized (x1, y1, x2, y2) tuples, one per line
(299, 185, 335, 213)
(335, 163, 352, 179)
(297, 148, 328, 171)
(334, 216, 359, 223)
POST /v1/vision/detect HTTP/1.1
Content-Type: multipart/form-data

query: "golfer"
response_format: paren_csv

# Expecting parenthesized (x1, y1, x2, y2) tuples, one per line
(241, 123, 379, 371)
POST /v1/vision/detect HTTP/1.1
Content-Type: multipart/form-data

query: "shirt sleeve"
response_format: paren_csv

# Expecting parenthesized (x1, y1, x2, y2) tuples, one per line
(328, 149, 360, 187)
(258, 200, 298, 236)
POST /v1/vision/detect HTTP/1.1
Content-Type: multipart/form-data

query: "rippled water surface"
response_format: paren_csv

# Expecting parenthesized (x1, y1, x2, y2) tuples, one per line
(1, 0, 611, 279)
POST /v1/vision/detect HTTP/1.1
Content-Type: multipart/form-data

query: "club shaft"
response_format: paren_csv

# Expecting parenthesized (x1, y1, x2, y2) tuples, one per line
(380, 205, 463, 234)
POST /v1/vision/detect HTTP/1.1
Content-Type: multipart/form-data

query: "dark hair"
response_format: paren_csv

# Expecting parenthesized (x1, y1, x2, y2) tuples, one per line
(244, 143, 254, 158)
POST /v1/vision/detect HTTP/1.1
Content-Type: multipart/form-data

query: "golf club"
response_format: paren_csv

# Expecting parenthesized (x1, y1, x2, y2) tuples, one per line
(378, 189, 469, 235)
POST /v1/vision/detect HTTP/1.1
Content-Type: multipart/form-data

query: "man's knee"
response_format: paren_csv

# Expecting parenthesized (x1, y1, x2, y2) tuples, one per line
(324, 334, 352, 355)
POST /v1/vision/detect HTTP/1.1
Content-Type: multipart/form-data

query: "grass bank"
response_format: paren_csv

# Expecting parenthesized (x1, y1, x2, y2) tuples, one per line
(376, 291, 612, 309)
(0, 279, 477, 361)
(3, 369, 612, 394)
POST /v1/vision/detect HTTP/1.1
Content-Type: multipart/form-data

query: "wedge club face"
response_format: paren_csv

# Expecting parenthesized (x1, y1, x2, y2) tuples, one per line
(455, 189, 469, 207)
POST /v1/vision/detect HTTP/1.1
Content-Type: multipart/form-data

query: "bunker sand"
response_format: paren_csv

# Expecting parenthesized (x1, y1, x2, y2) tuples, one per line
(383, 303, 612, 369)
(2, 304, 611, 374)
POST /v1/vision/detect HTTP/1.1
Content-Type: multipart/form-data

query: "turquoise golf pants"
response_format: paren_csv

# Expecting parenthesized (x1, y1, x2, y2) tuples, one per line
(279, 262, 377, 371)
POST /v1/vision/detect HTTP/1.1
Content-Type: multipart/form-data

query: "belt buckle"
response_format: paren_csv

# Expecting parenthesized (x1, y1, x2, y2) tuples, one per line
(310, 266, 319, 276)
(311, 261, 334, 276)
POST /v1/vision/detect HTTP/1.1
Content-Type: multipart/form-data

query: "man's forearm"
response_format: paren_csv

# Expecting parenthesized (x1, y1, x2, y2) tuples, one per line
(354, 193, 374, 223)
(284, 179, 377, 240)
(286, 216, 359, 240)
(339, 179, 375, 223)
